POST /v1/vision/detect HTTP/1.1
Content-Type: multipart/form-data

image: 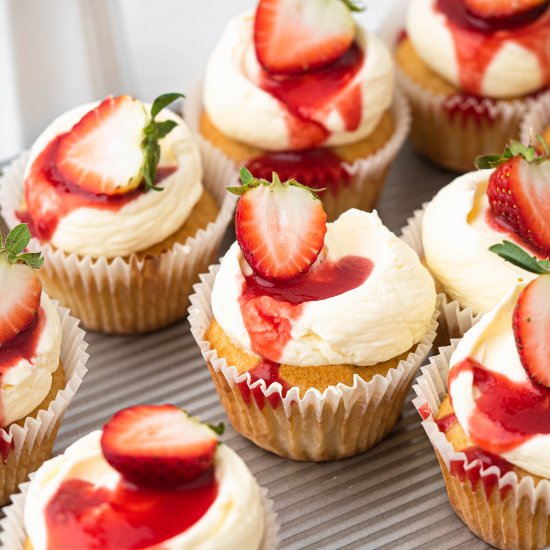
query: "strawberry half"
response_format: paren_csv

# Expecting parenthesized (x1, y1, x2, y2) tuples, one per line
(476, 141, 550, 256)
(229, 168, 327, 281)
(464, 0, 548, 19)
(254, 0, 358, 74)
(513, 275, 550, 387)
(100, 405, 222, 488)
(54, 95, 148, 196)
(0, 225, 43, 347)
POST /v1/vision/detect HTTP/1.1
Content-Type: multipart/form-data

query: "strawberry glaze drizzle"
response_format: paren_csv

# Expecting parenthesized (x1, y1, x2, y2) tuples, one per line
(435, 0, 550, 96)
(259, 43, 365, 149)
(237, 255, 373, 409)
(0, 308, 45, 429)
(19, 136, 177, 242)
(44, 470, 218, 550)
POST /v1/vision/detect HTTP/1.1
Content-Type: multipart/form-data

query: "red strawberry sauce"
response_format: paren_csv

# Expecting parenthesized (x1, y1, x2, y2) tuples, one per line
(435, 0, 550, 97)
(258, 43, 365, 150)
(237, 255, 373, 408)
(0, 308, 45, 430)
(18, 136, 176, 242)
(44, 470, 218, 550)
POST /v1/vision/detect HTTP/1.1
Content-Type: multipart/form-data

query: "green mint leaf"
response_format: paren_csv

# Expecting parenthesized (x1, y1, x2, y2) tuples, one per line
(5, 224, 31, 256)
(208, 422, 225, 436)
(155, 120, 178, 139)
(240, 166, 254, 186)
(150, 92, 185, 120)
(16, 252, 44, 269)
(489, 241, 550, 274)
(341, 0, 366, 11)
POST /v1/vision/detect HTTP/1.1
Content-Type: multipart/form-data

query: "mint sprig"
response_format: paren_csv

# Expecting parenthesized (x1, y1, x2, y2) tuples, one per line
(0, 224, 43, 268)
(490, 241, 550, 274)
(141, 92, 185, 191)
(475, 137, 550, 169)
(228, 166, 325, 200)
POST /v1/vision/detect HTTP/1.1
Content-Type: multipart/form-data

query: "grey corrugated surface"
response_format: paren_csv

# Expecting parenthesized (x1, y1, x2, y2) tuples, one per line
(0, 143, 491, 549)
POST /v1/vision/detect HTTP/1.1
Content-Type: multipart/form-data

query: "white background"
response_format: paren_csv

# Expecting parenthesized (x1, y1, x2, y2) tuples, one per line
(0, 0, 404, 162)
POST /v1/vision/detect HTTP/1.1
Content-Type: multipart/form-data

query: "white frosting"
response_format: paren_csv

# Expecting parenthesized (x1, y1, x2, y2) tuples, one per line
(1, 292, 61, 427)
(24, 431, 266, 550)
(203, 12, 395, 150)
(212, 209, 436, 367)
(407, 0, 547, 98)
(25, 101, 203, 258)
(423, 169, 538, 315)
(450, 282, 550, 478)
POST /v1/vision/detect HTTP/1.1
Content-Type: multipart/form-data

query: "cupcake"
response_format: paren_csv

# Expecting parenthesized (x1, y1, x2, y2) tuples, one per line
(0, 93, 236, 334)
(189, 169, 438, 461)
(413, 246, 550, 550)
(0, 224, 88, 505)
(396, 0, 550, 172)
(0, 404, 277, 549)
(186, 0, 410, 221)
(422, 140, 550, 316)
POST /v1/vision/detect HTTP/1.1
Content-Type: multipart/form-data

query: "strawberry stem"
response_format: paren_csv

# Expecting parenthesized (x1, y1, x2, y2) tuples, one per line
(0, 224, 43, 268)
(490, 241, 550, 274)
(475, 137, 550, 169)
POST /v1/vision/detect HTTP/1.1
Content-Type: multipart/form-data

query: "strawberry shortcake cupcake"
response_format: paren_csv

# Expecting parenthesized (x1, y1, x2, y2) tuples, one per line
(0, 224, 88, 505)
(0, 93, 236, 333)
(413, 244, 550, 550)
(187, 0, 410, 221)
(189, 169, 438, 461)
(421, 140, 550, 317)
(0, 405, 277, 549)
(396, 0, 550, 172)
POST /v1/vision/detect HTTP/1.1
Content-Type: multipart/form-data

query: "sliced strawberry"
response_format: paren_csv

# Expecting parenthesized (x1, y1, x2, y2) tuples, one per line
(231, 170, 327, 281)
(254, 0, 356, 74)
(464, 0, 548, 19)
(486, 156, 550, 255)
(54, 95, 147, 196)
(101, 405, 220, 487)
(513, 275, 550, 387)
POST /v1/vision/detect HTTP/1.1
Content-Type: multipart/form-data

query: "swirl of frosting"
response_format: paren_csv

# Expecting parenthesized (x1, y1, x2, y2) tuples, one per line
(449, 282, 550, 478)
(422, 169, 538, 315)
(212, 209, 436, 367)
(203, 12, 395, 151)
(24, 431, 266, 550)
(0, 292, 61, 427)
(407, 0, 550, 98)
(23, 101, 203, 258)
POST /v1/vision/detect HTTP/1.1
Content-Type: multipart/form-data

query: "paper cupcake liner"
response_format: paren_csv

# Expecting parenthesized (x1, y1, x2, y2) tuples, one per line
(0, 303, 88, 506)
(188, 262, 440, 462)
(400, 204, 480, 340)
(184, 80, 411, 221)
(0, 149, 237, 334)
(520, 92, 550, 145)
(412, 338, 550, 550)
(0, 479, 279, 550)
(396, 68, 550, 173)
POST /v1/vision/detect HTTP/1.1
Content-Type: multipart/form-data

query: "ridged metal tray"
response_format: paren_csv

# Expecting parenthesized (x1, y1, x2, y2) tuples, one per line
(0, 144, 491, 549)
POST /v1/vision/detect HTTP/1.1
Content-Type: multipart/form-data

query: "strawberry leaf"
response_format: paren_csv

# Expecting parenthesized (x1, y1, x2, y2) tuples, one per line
(240, 166, 254, 186)
(1, 224, 43, 268)
(490, 241, 550, 274)
(475, 137, 550, 169)
(208, 422, 225, 435)
(341, 0, 366, 11)
(141, 92, 185, 192)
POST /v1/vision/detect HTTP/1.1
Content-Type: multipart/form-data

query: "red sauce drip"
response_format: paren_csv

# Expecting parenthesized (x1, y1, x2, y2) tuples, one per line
(45, 471, 218, 550)
(435, 412, 458, 433)
(259, 43, 365, 149)
(19, 135, 177, 242)
(237, 358, 291, 409)
(436, 0, 550, 96)
(245, 149, 351, 192)
(0, 308, 45, 427)
(418, 401, 432, 420)
(449, 358, 550, 454)
(0, 434, 13, 465)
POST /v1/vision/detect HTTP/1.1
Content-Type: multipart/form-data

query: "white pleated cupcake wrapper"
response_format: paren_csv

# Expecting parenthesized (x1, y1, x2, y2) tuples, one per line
(412, 338, 550, 514)
(0, 479, 279, 550)
(183, 78, 411, 201)
(400, 203, 481, 339)
(0, 303, 88, 497)
(520, 91, 550, 144)
(188, 261, 440, 422)
(0, 146, 237, 331)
